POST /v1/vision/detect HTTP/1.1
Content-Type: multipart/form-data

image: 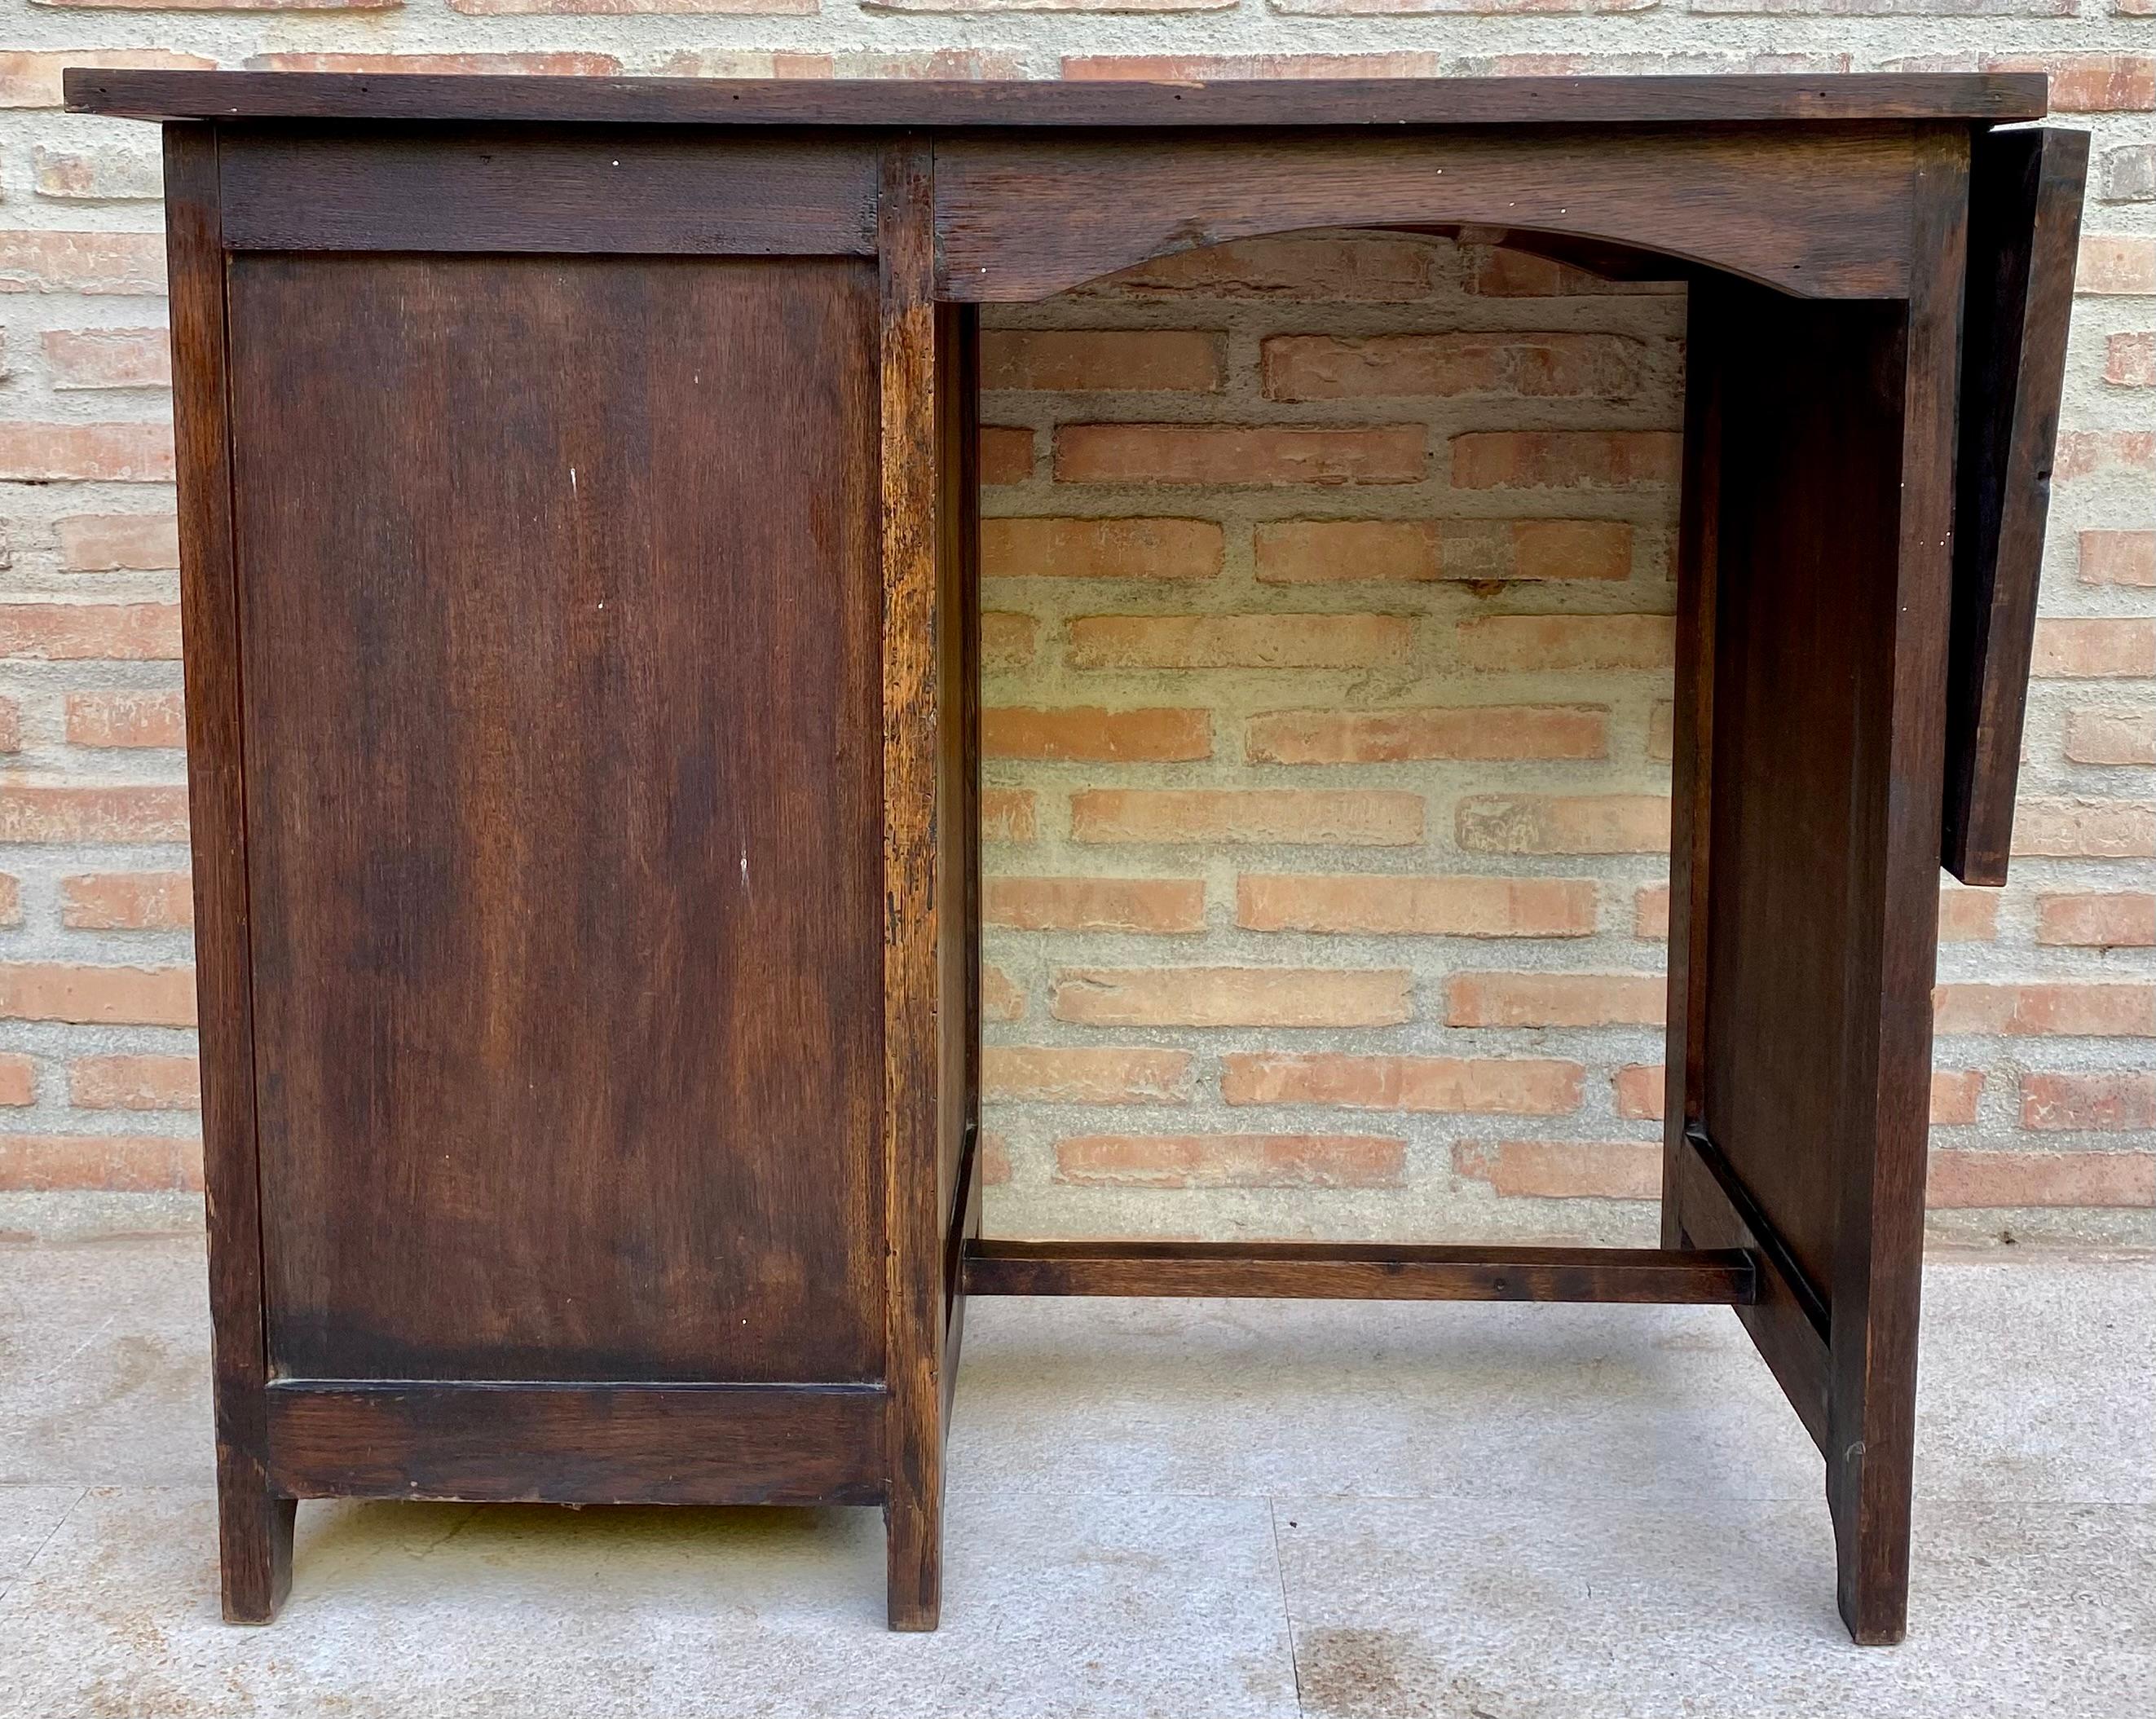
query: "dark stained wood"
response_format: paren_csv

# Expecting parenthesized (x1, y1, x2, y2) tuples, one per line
(68, 70, 2048, 128)
(165, 121, 296, 1629)
(218, 125, 878, 255)
(879, 138, 946, 1636)
(936, 128, 1925, 302)
(1944, 127, 2090, 884)
(964, 1241, 1756, 1305)
(265, 1382, 887, 1506)
(229, 251, 886, 1386)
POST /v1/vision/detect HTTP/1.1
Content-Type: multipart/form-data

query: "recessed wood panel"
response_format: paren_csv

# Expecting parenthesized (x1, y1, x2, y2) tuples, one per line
(229, 253, 884, 1386)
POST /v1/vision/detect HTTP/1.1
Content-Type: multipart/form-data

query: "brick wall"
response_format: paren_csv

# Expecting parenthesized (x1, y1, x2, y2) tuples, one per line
(0, 2, 2149, 1250)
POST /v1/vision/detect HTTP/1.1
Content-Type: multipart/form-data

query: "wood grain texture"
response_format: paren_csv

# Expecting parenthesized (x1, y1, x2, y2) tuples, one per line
(1944, 126, 2089, 884)
(218, 126, 878, 256)
(264, 1382, 888, 1506)
(66, 71, 2048, 128)
(936, 129, 1923, 302)
(165, 119, 296, 1628)
(228, 252, 885, 1387)
(964, 1241, 1755, 1304)
(879, 138, 946, 1635)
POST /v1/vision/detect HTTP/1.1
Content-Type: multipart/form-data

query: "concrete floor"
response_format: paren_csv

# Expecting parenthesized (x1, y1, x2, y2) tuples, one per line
(0, 1237, 2149, 1717)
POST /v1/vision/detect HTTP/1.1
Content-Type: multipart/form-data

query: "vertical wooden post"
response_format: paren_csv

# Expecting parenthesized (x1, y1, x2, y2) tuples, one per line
(1827, 125, 1969, 1648)
(164, 121, 295, 1624)
(878, 136, 946, 1633)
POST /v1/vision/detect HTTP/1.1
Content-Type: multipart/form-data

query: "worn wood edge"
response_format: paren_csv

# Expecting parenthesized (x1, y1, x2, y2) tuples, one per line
(1667, 1129, 1832, 1452)
(1942, 126, 2090, 885)
(263, 1381, 888, 1505)
(963, 1239, 1756, 1305)
(65, 71, 2050, 129)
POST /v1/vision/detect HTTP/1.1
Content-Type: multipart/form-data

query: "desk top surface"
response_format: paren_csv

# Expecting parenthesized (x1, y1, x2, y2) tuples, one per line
(68, 71, 2048, 130)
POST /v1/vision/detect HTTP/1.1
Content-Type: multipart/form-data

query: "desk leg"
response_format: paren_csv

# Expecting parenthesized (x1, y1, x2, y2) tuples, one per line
(1663, 134, 1967, 1648)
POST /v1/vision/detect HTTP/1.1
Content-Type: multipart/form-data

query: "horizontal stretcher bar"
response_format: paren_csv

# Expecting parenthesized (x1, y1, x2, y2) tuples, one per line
(963, 1240, 1757, 1305)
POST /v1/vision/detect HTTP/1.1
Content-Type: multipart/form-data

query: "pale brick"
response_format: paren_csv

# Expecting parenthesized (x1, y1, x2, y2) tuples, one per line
(0, 875, 19, 926)
(1056, 424, 1425, 486)
(68, 1053, 199, 1111)
(2080, 531, 2156, 586)
(1262, 333, 1646, 401)
(979, 1132, 1013, 1187)
(0, 963, 195, 1026)
(1451, 430, 1681, 489)
(0, 604, 181, 659)
(31, 148, 162, 204)
(2036, 893, 2156, 948)
(0, 424, 173, 483)
(60, 872, 193, 931)
(1453, 1139, 1660, 1201)
(2009, 800, 2156, 860)
(65, 691, 184, 749)
(2030, 618, 2156, 677)
(1055, 1131, 1405, 1189)
(1254, 518, 1632, 583)
(0, 232, 165, 294)
(1456, 793, 1670, 854)
(1069, 613, 1413, 669)
(1222, 1051, 1582, 1115)
(1236, 874, 1596, 937)
(984, 1047, 1195, 1104)
(981, 789, 1038, 844)
(0, 786, 188, 844)
(1471, 248, 1678, 298)
(1927, 1149, 2156, 1209)
(0, 51, 214, 109)
(1246, 706, 1607, 763)
(1938, 888, 1999, 943)
(2021, 1072, 2156, 1133)
(1934, 983, 2156, 1037)
(2054, 430, 2156, 477)
(2101, 144, 2156, 204)
(2107, 333, 2156, 387)
(2063, 709, 2156, 765)
(1071, 789, 1423, 846)
(1082, 235, 1442, 302)
(0, 1053, 34, 1106)
(42, 328, 170, 390)
(56, 513, 179, 572)
(1447, 972, 1665, 1028)
(981, 611, 1036, 668)
(1455, 613, 1675, 672)
(981, 966, 1025, 1023)
(983, 706, 1211, 762)
(245, 51, 625, 73)
(984, 877, 1204, 932)
(1634, 884, 1670, 939)
(1981, 54, 2156, 112)
(1064, 54, 1445, 80)
(1052, 967, 1411, 1028)
(981, 518, 1221, 581)
(982, 329, 1223, 391)
(0, 1134, 202, 1193)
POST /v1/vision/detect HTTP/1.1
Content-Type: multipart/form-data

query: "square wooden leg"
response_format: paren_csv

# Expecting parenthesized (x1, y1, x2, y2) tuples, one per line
(217, 1460, 295, 1624)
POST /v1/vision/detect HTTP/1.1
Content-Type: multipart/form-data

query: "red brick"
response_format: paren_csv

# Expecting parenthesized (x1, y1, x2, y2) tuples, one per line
(1453, 1139, 1660, 1201)
(1981, 54, 2155, 112)
(981, 966, 1025, 1023)
(1052, 966, 1411, 1028)
(1071, 789, 1423, 846)
(981, 611, 1036, 668)
(1262, 332, 1646, 401)
(979, 1132, 1013, 1187)
(984, 877, 1204, 932)
(984, 1047, 1195, 1104)
(1254, 518, 1632, 584)
(1447, 972, 1665, 1029)
(60, 872, 192, 931)
(2021, 1072, 2156, 1134)
(42, 328, 169, 390)
(1934, 983, 2156, 1037)
(1082, 235, 1442, 302)
(1069, 613, 1413, 670)
(56, 513, 179, 572)
(1616, 1064, 1985, 1126)
(0, 231, 165, 294)
(656, 49, 1027, 78)
(0, 51, 215, 108)
(1455, 613, 1675, 672)
(1055, 424, 1425, 487)
(0, 603, 179, 659)
(2106, 333, 2156, 387)
(1278, 0, 1656, 13)
(449, 0, 811, 11)
(65, 691, 184, 749)
(1613, 1064, 1664, 1121)
(1223, 1051, 1582, 1115)
(1451, 430, 1680, 490)
(1938, 888, 1999, 943)
(246, 51, 624, 73)
(0, 875, 19, 927)
(68, 1053, 200, 1112)
(0, 963, 195, 1025)
(2063, 709, 2156, 765)
(2030, 618, 2156, 678)
(982, 329, 1223, 391)
(1647, 701, 1675, 760)
(0, 423, 173, 483)
(2010, 800, 2156, 860)
(0, 1134, 203, 1193)
(1055, 1131, 1406, 1189)
(979, 427, 1035, 485)
(983, 706, 1211, 763)
(1236, 874, 1595, 937)
(1063, 53, 1444, 80)
(1927, 1149, 2155, 1210)
(0, 785, 188, 844)
(1457, 793, 1670, 855)
(981, 517, 1221, 581)
(1247, 705, 1607, 763)
(2081, 531, 2156, 588)
(30, 151, 172, 210)
(0, 699, 17, 752)
(1932, 1071, 1987, 1127)
(981, 789, 1038, 844)
(2036, 893, 2156, 949)
(2053, 430, 2156, 477)
(42, 0, 399, 8)
(0, 1054, 33, 1106)
(1471, 248, 1674, 298)
(1634, 884, 1670, 940)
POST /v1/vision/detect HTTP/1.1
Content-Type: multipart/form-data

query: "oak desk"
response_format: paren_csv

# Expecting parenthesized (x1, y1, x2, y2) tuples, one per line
(70, 69, 2085, 1645)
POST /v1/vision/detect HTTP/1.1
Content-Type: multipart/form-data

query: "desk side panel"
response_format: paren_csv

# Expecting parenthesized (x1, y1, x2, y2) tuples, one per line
(228, 251, 886, 1386)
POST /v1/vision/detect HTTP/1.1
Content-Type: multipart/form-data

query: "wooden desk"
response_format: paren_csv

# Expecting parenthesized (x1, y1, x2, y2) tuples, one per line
(69, 70, 2086, 1645)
